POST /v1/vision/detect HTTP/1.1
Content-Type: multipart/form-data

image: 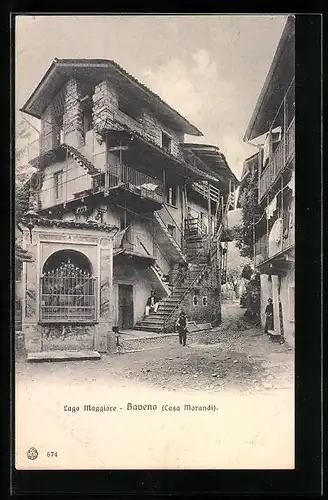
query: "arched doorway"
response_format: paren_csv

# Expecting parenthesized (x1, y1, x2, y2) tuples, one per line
(40, 250, 96, 322)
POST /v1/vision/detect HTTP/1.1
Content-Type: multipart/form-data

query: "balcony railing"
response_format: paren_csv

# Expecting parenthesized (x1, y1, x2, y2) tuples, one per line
(259, 117, 295, 201)
(254, 222, 295, 267)
(184, 216, 207, 237)
(192, 182, 220, 203)
(93, 163, 164, 204)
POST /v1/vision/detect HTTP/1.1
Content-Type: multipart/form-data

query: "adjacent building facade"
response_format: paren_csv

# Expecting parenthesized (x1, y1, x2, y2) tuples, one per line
(243, 16, 295, 346)
(18, 58, 238, 354)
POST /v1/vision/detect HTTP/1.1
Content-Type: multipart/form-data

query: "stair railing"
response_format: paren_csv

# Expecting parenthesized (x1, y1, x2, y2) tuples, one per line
(155, 205, 183, 249)
(161, 262, 210, 330)
(136, 236, 172, 290)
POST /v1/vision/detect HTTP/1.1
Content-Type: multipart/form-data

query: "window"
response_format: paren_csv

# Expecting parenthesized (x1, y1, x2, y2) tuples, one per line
(162, 131, 172, 154)
(54, 170, 63, 200)
(202, 296, 208, 307)
(40, 251, 96, 322)
(192, 295, 199, 306)
(166, 186, 177, 206)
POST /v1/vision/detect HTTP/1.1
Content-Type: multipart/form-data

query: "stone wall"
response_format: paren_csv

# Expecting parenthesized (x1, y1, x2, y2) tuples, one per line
(164, 264, 221, 332)
(63, 78, 85, 149)
(93, 80, 118, 136)
(92, 79, 183, 159)
(21, 226, 115, 354)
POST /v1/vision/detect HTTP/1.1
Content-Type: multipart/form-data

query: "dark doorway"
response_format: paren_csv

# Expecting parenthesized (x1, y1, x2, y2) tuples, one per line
(118, 284, 134, 330)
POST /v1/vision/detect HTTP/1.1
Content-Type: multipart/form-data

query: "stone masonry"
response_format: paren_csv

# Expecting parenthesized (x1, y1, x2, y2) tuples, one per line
(63, 78, 85, 149)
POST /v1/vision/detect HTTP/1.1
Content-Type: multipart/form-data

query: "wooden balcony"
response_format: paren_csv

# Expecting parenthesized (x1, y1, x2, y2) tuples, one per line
(259, 118, 295, 201)
(254, 223, 294, 270)
(92, 163, 164, 211)
(191, 182, 220, 203)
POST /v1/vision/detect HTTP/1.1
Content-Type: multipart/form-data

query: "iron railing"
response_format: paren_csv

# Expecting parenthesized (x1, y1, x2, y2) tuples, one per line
(40, 259, 97, 322)
(93, 163, 164, 204)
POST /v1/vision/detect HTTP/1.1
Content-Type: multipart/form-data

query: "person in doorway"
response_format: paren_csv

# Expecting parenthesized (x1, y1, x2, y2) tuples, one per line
(176, 310, 188, 346)
(145, 290, 159, 316)
(264, 298, 274, 334)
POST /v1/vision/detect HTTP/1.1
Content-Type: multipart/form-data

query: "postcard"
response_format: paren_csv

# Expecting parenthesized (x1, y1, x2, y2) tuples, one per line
(14, 13, 295, 471)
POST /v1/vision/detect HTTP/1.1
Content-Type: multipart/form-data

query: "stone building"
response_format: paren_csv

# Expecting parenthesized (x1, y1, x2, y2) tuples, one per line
(18, 58, 238, 356)
(243, 16, 295, 346)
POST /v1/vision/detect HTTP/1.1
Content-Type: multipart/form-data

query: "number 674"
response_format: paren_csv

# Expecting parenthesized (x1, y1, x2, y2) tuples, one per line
(46, 451, 58, 457)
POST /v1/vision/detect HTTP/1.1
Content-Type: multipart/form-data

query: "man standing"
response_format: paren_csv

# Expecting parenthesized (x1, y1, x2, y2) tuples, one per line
(176, 310, 188, 346)
(145, 290, 159, 316)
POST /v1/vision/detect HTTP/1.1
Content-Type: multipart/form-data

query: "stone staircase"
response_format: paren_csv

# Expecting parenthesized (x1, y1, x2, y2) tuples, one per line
(136, 264, 209, 332)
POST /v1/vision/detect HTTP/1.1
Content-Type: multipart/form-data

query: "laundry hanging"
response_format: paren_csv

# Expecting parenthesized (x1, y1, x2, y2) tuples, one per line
(263, 132, 271, 167)
(265, 195, 277, 219)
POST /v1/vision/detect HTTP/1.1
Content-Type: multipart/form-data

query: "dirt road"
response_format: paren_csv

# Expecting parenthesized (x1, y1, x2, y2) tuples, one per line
(15, 302, 295, 470)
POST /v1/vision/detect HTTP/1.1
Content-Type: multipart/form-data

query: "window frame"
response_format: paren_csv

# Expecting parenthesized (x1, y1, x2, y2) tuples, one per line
(54, 170, 63, 201)
(192, 295, 199, 307)
(165, 185, 177, 207)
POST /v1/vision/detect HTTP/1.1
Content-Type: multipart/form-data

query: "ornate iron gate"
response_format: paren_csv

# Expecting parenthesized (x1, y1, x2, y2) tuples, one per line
(40, 258, 96, 322)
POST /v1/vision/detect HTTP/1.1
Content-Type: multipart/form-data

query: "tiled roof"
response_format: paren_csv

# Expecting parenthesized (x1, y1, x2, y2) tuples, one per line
(20, 58, 203, 136)
(183, 143, 240, 186)
(20, 216, 118, 233)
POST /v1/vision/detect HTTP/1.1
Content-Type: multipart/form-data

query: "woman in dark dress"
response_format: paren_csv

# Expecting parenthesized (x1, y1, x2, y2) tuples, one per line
(264, 298, 274, 334)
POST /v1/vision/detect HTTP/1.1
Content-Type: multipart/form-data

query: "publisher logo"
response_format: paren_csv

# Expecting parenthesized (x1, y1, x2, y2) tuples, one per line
(26, 447, 38, 460)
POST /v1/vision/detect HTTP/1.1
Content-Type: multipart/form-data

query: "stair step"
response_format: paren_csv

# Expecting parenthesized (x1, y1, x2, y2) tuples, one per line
(140, 323, 164, 329)
(140, 318, 165, 325)
(158, 306, 176, 312)
(142, 313, 166, 320)
(134, 326, 162, 332)
(150, 310, 171, 315)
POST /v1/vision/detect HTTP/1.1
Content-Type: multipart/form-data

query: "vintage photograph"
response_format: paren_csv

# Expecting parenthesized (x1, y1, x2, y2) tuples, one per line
(14, 14, 295, 469)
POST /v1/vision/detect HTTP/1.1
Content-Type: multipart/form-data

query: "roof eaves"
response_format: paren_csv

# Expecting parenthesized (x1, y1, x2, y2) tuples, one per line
(183, 143, 239, 186)
(20, 58, 203, 136)
(243, 16, 295, 142)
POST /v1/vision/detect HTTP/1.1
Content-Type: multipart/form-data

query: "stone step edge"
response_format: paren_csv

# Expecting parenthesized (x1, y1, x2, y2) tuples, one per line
(27, 350, 101, 362)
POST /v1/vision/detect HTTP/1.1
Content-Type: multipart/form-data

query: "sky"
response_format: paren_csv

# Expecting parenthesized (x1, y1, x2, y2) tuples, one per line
(15, 14, 288, 180)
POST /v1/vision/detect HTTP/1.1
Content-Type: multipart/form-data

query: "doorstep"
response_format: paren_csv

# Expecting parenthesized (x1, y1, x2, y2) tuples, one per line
(27, 350, 101, 362)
